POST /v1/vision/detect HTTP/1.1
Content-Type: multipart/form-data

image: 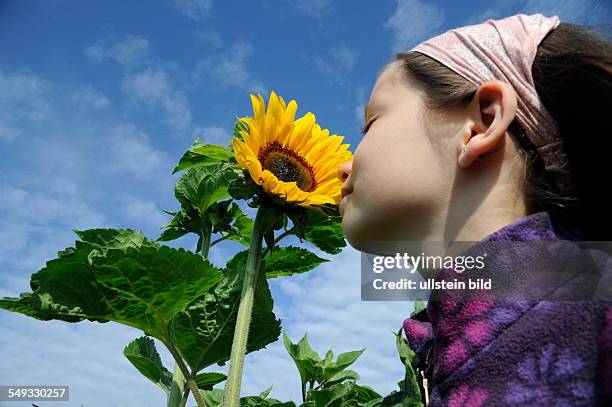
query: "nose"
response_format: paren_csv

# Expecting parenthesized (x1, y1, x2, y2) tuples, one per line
(337, 159, 352, 183)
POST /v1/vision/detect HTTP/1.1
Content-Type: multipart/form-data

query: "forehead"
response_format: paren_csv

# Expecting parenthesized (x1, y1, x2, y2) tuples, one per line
(364, 61, 412, 119)
(373, 61, 404, 93)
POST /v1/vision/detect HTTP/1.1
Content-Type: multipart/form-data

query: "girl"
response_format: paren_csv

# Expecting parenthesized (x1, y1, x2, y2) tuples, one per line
(337, 13, 612, 406)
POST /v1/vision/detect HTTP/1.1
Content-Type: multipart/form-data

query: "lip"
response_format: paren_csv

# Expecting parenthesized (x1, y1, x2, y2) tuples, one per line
(339, 192, 352, 215)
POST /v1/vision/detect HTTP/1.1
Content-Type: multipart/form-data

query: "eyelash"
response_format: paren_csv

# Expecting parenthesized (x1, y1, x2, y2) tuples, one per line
(360, 121, 372, 136)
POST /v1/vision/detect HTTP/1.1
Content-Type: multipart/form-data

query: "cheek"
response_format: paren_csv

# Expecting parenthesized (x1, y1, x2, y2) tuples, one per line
(355, 125, 441, 205)
(342, 123, 445, 238)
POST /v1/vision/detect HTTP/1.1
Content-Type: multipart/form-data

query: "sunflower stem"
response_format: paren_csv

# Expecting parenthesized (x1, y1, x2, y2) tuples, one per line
(222, 206, 267, 407)
(168, 225, 214, 407)
(199, 225, 212, 259)
(167, 340, 207, 407)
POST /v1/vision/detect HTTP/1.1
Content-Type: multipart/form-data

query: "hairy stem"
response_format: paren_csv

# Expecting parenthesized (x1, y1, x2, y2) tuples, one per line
(222, 207, 267, 406)
(199, 225, 212, 259)
(167, 341, 207, 407)
(168, 226, 214, 407)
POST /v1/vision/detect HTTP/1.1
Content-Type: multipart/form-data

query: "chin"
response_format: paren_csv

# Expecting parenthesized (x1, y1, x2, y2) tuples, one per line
(341, 215, 381, 254)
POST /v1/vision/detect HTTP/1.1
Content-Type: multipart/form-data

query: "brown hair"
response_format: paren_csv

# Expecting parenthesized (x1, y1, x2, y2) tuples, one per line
(393, 22, 612, 240)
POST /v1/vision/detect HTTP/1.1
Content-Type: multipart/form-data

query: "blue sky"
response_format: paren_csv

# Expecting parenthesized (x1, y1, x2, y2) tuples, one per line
(0, 1, 610, 406)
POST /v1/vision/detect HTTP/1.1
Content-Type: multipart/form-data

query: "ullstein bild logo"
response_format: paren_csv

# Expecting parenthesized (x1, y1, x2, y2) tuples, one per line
(360, 240, 612, 302)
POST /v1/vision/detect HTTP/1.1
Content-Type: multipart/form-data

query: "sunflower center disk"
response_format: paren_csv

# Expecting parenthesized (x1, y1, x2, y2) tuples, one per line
(259, 141, 317, 192)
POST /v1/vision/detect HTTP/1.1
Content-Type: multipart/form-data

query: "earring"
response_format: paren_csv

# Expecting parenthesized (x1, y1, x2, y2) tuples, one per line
(459, 144, 468, 166)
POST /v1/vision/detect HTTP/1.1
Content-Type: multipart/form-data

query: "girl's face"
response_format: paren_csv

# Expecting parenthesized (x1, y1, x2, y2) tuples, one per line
(337, 60, 465, 252)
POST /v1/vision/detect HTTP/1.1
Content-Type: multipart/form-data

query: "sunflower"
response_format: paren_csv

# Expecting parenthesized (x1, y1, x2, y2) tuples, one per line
(232, 91, 353, 208)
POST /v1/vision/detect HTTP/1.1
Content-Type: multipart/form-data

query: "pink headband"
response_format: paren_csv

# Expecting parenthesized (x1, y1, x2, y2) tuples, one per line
(410, 13, 575, 193)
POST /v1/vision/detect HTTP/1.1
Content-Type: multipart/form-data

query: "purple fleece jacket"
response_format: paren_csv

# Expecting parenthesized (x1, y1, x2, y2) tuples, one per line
(402, 210, 612, 406)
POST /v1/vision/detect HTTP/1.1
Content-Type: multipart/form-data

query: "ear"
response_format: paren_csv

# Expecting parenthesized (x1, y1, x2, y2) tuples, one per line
(458, 80, 518, 167)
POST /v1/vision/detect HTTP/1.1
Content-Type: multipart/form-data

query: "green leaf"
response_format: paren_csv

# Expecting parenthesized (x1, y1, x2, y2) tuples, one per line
(264, 228, 275, 253)
(228, 173, 259, 201)
(264, 246, 328, 278)
(233, 117, 248, 140)
(224, 202, 255, 246)
(202, 385, 298, 407)
(258, 384, 274, 400)
(307, 382, 381, 407)
(410, 299, 426, 318)
(302, 208, 346, 255)
(173, 138, 232, 174)
(240, 397, 297, 407)
(71, 227, 159, 263)
(0, 228, 223, 345)
(123, 336, 172, 394)
(156, 227, 189, 242)
(71, 228, 154, 251)
(365, 398, 383, 407)
(354, 384, 382, 403)
(174, 162, 240, 216)
(321, 348, 366, 382)
(306, 382, 354, 406)
(227, 225, 330, 277)
(323, 370, 360, 388)
(205, 200, 255, 247)
(395, 328, 419, 369)
(202, 388, 225, 407)
(387, 328, 423, 407)
(260, 207, 283, 253)
(169, 259, 281, 372)
(282, 331, 322, 386)
(194, 372, 227, 390)
(207, 199, 233, 231)
(324, 349, 334, 365)
(156, 207, 192, 242)
(0, 293, 41, 319)
(156, 205, 206, 243)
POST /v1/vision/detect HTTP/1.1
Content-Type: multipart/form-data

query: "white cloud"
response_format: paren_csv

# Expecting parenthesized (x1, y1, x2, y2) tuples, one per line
(117, 194, 169, 233)
(523, 0, 610, 24)
(354, 86, 368, 126)
(71, 85, 110, 110)
(0, 312, 167, 407)
(0, 117, 186, 406)
(0, 181, 107, 272)
(84, 34, 151, 67)
(85, 35, 192, 132)
(193, 40, 266, 94)
(104, 123, 173, 181)
(121, 67, 192, 131)
(192, 126, 231, 145)
(315, 43, 359, 85)
(0, 123, 21, 142)
(385, 0, 445, 53)
(294, 0, 333, 18)
(173, 0, 213, 21)
(530, 0, 608, 24)
(465, 0, 610, 26)
(0, 69, 52, 142)
(195, 29, 222, 48)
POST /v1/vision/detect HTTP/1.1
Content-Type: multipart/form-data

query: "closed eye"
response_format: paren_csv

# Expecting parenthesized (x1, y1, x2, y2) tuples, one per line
(360, 120, 373, 136)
